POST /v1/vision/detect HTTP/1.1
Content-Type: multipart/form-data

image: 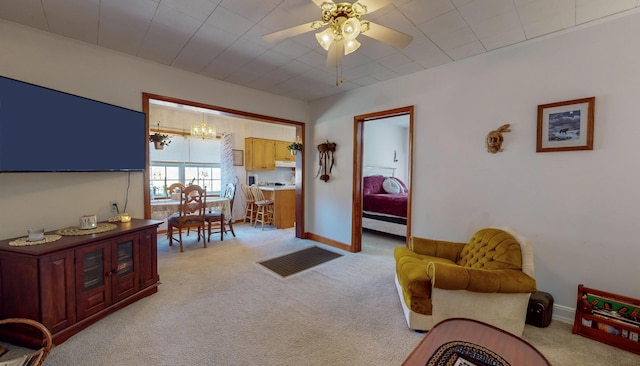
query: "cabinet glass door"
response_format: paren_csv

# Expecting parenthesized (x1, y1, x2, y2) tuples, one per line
(112, 235, 140, 302)
(76, 242, 111, 320)
(116, 240, 134, 277)
(83, 249, 104, 291)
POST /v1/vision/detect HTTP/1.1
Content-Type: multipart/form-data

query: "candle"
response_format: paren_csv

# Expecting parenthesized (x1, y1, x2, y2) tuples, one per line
(120, 214, 131, 223)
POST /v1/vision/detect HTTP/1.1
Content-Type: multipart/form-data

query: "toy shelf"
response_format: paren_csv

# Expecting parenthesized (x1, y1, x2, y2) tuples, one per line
(573, 284, 640, 355)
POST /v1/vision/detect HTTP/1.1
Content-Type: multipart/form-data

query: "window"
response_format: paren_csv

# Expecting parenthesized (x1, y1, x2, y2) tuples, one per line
(149, 132, 222, 198)
(150, 163, 221, 198)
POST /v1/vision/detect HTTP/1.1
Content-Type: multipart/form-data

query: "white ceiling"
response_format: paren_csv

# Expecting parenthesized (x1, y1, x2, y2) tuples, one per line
(1, 0, 639, 102)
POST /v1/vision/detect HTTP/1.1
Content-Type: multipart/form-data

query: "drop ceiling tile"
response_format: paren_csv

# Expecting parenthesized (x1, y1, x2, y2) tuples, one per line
(171, 23, 237, 72)
(515, 0, 575, 38)
(98, 20, 147, 55)
(0, 0, 48, 30)
(206, 6, 254, 36)
(577, 0, 639, 23)
(445, 40, 485, 60)
(297, 49, 330, 69)
(454, 0, 516, 25)
(433, 26, 482, 53)
(160, 0, 219, 22)
(272, 39, 313, 59)
(220, 0, 281, 23)
(390, 61, 425, 75)
(377, 52, 415, 69)
(43, 0, 100, 43)
(398, 0, 456, 25)
(99, 0, 157, 27)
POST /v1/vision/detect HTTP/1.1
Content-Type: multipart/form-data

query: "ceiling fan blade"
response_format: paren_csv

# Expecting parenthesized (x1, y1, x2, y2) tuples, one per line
(312, 0, 333, 7)
(263, 21, 317, 43)
(326, 40, 344, 68)
(356, 0, 393, 14)
(361, 22, 413, 49)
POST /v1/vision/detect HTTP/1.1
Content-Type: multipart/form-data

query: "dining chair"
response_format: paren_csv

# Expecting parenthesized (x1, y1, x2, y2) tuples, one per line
(240, 183, 257, 225)
(250, 185, 274, 230)
(205, 183, 236, 242)
(167, 184, 206, 252)
(166, 182, 185, 199)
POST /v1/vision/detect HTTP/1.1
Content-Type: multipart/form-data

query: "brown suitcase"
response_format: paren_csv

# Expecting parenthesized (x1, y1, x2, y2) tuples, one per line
(526, 291, 554, 327)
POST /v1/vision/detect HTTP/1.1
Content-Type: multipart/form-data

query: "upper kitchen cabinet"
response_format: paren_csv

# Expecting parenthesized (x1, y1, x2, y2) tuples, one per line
(274, 140, 295, 162)
(246, 138, 275, 170)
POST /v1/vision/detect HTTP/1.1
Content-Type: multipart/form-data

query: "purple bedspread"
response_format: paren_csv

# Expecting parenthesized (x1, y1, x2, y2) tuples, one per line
(363, 193, 408, 218)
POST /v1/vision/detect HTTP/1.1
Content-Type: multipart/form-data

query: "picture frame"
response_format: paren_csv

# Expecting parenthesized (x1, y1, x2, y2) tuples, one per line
(232, 150, 244, 166)
(537, 97, 595, 152)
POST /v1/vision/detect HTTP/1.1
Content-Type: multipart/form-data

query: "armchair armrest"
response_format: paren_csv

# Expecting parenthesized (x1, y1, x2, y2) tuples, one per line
(410, 236, 465, 262)
(427, 262, 537, 293)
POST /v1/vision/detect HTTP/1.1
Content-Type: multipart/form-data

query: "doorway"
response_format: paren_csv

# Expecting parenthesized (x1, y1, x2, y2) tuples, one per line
(352, 106, 414, 252)
(142, 93, 306, 238)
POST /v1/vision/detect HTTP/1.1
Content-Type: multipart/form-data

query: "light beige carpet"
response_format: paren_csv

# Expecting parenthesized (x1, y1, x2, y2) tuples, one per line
(41, 226, 640, 365)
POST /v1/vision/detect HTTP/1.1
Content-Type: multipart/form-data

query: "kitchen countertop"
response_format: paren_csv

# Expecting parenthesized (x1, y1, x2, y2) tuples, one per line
(259, 185, 295, 191)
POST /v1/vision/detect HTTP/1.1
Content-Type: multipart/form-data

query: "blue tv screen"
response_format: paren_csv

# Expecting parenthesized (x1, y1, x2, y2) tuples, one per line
(0, 76, 146, 172)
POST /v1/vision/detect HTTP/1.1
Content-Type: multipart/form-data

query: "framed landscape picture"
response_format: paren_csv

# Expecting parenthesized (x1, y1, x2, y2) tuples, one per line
(536, 97, 595, 152)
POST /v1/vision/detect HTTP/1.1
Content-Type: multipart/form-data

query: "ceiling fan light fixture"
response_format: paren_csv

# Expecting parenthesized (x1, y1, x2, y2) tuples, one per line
(344, 38, 360, 55)
(315, 28, 334, 51)
(341, 17, 361, 40)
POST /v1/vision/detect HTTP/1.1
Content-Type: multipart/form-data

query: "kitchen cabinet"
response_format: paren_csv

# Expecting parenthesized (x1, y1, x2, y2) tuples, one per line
(0, 219, 161, 347)
(245, 138, 275, 170)
(260, 187, 296, 229)
(274, 140, 295, 162)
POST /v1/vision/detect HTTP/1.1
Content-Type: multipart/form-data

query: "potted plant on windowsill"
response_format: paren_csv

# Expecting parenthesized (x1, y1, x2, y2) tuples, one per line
(287, 141, 302, 155)
(149, 133, 171, 150)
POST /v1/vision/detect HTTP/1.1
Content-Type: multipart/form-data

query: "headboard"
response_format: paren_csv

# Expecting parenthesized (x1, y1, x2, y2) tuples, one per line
(364, 166, 396, 177)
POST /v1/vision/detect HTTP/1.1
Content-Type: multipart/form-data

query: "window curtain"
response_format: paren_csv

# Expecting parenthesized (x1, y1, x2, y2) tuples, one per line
(220, 133, 238, 221)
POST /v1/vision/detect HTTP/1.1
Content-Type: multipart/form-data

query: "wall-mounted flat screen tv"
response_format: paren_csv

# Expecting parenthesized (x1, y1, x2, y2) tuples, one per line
(0, 75, 146, 172)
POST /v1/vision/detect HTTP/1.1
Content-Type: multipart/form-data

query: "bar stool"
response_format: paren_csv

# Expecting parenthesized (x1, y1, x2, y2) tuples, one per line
(240, 183, 257, 225)
(250, 185, 274, 230)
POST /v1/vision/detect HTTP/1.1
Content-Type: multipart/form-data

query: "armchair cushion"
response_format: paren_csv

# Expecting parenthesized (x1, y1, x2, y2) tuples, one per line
(427, 262, 537, 293)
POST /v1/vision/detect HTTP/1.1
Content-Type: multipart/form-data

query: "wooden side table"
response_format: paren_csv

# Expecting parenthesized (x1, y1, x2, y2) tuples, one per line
(402, 318, 551, 366)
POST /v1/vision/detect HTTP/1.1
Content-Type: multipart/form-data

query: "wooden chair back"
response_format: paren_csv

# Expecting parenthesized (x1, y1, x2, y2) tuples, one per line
(179, 185, 206, 219)
(250, 185, 266, 202)
(166, 183, 185, 197)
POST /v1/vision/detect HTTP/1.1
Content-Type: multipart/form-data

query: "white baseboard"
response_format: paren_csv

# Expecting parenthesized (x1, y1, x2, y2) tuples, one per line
(552, 304, 575, 324)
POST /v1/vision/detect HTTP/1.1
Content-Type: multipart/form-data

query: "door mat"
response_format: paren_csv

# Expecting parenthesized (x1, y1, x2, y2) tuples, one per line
(258, 246, 343, 278)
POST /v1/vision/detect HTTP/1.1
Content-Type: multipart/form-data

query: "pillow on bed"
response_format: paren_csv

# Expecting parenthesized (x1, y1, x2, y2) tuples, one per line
(382, 177, 402, 194)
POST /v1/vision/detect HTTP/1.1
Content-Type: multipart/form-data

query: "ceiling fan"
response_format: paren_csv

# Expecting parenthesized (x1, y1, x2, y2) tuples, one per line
(263, 0, 413, 84)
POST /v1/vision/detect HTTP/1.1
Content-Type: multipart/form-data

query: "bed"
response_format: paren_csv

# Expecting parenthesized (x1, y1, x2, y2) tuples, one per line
(362, 167, 408, 237)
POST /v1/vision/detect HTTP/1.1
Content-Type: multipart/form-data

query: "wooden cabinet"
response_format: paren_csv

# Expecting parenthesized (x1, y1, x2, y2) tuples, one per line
(0, 219, 161, 347)
(260, 188, 296, 229)
(245, 138, 275, 170)
(275, 140, 295, 162)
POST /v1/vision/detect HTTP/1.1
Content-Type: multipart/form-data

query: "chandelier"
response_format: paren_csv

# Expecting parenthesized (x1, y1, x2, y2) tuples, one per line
(191, 113, 215, 139)
(311, 2, 370, 85)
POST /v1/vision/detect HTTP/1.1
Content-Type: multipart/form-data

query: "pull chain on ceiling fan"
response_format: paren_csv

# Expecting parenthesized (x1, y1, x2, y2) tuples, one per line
(263, 0, 413, 86)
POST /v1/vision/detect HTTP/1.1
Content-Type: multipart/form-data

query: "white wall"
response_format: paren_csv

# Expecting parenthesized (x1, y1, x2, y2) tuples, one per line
(0, 20, 308, 239)
(309, 11, 640, 315)
(363, 116, 410, 185)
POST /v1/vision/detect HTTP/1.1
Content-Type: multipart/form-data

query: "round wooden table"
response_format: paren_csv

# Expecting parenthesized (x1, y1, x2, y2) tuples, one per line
(402, 318, 551, 366)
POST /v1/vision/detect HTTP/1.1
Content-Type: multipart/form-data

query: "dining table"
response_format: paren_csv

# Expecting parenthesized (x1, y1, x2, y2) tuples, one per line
(150, 197, 231, 223)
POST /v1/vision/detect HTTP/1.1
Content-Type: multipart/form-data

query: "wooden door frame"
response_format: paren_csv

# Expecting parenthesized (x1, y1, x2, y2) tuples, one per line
(351, 106, 414, 252)
(142, 92, 306, 239)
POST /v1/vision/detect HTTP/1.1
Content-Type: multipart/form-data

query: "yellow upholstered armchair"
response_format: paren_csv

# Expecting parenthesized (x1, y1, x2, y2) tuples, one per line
(394, 227, 537, 336)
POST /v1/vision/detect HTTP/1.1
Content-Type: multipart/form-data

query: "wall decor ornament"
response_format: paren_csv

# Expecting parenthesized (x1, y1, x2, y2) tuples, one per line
(537, 97, 595, 152)
(316, 140, 336, 182)
(486, 124, 511, 154)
